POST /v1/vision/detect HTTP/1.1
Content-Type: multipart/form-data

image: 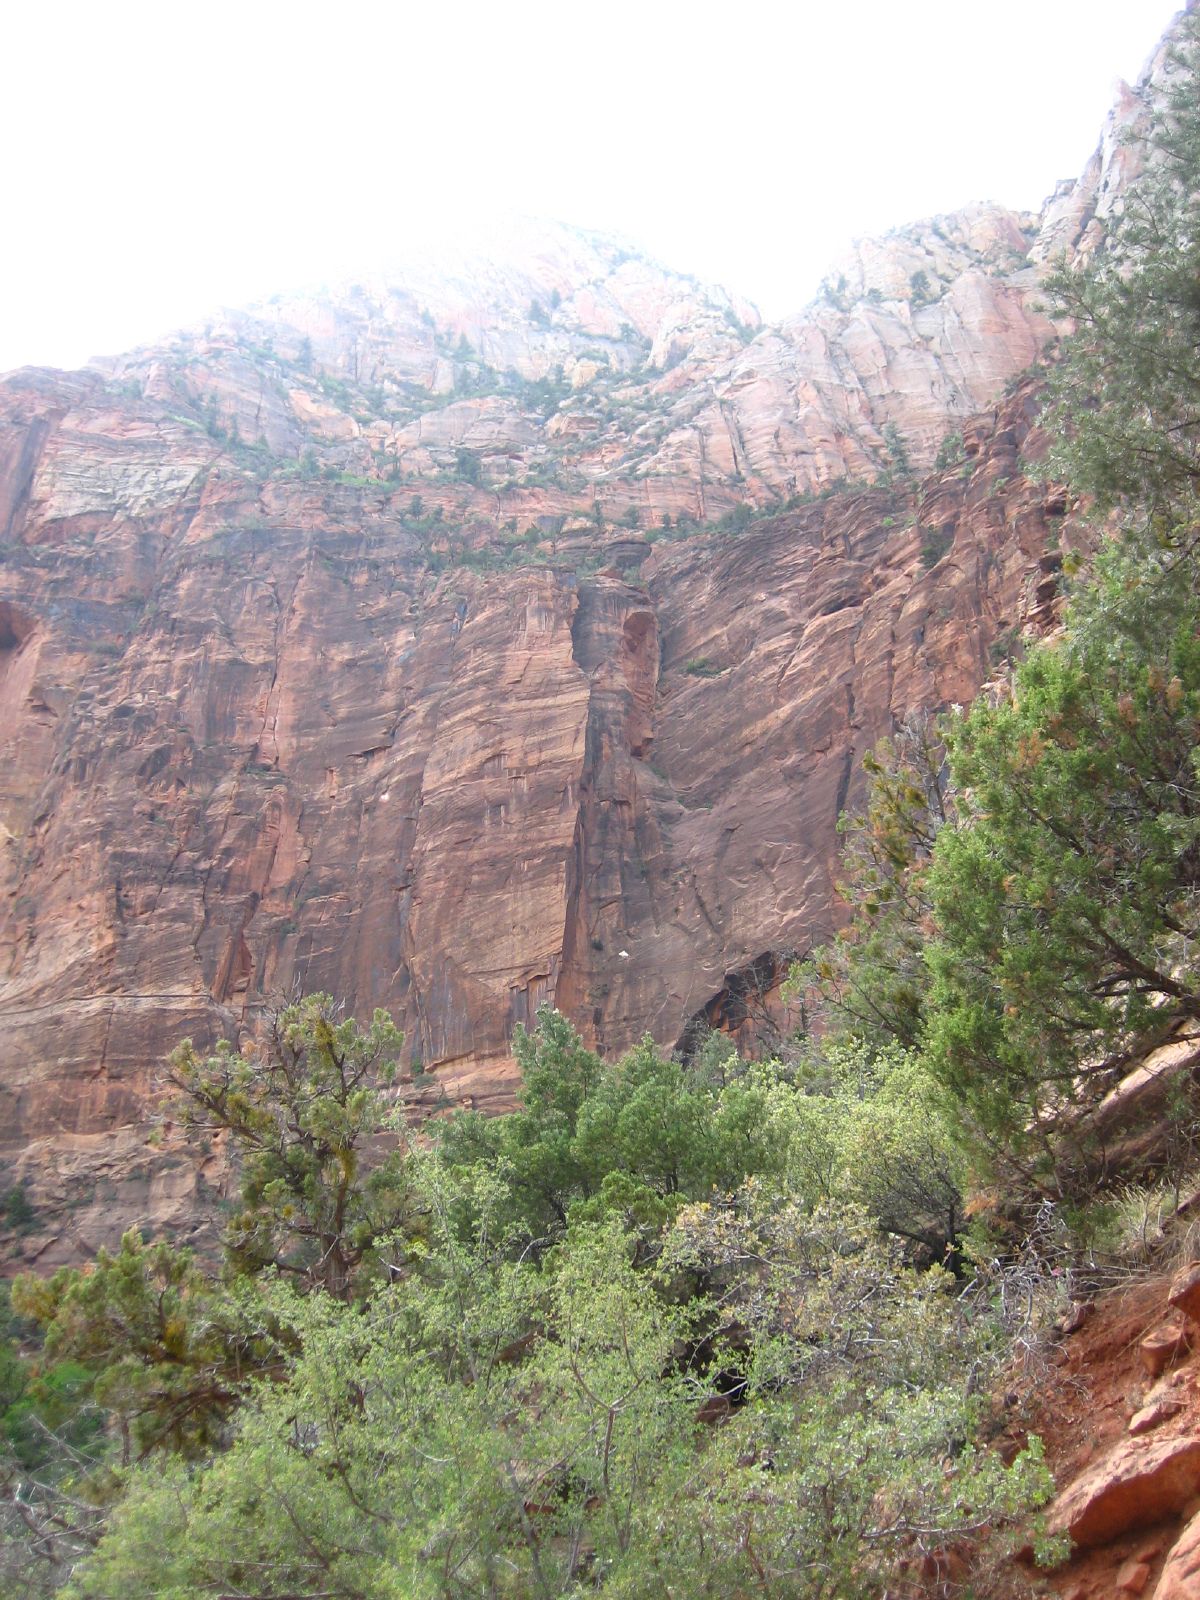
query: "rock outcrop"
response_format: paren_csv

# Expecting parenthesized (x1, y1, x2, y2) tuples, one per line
(1051, 1436, 1200, 1550)
(1029, 1254, 1200, 1600)
(0, 18, 1181, 1259)
(1152, 1507, 1200, 1600)
(0, 359, 1071, 1262)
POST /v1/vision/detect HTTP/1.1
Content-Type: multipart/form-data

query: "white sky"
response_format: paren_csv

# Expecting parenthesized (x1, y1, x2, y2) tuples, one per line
(0, 0, 1184, 372)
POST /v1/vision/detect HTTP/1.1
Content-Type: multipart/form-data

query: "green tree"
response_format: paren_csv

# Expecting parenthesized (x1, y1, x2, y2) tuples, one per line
(165, 994, 410, 1299)
(924, 550, 1200, 1189)
(11, 1234, 286, 1461)
(789, 717, 949, 1051)
(821, 17, 1200, 1195)
(64, 1202, 1053, 1600)
(453, 445, 482, 486)
(436, 1009, 791, 1252)
(783, 1040, 966, 1264)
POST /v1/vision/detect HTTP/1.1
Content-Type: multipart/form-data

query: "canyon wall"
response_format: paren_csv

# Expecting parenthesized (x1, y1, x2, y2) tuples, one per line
(0, 31, 1165, 1262)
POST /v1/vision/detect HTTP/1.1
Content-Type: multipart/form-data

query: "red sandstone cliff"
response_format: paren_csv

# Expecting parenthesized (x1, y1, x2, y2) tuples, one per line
(0, 34, 1167, 1262)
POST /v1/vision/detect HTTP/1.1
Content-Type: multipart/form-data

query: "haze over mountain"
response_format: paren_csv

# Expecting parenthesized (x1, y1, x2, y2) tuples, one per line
(0, 1, 1181, 372)
(0, 15, 1177, 1264)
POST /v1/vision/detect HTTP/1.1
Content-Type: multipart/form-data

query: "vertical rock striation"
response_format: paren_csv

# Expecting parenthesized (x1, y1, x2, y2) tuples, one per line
(3, 19, 1181, 1256)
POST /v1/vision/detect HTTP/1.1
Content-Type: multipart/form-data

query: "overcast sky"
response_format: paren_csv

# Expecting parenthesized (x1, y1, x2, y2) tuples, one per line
(0, 0, 1184, 372)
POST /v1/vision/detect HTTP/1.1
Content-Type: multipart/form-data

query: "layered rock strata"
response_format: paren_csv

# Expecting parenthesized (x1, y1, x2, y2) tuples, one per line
(0, 369, 1070, 1262)
(0, 18, 1177, 1257)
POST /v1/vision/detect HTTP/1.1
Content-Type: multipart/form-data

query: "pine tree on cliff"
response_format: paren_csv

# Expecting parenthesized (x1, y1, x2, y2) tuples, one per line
(803, 12, 1200, 1195)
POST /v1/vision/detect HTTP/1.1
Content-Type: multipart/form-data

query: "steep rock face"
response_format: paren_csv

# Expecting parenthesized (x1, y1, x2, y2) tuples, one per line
(6, 16, 1181, 1257)
(82, 202, 1058, 533)
(0, 368, 1070, 1262)
(1034, 21, 1181, 270)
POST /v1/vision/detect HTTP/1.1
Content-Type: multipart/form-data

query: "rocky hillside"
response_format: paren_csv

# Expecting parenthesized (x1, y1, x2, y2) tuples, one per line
(0, 28, 1171, 1264)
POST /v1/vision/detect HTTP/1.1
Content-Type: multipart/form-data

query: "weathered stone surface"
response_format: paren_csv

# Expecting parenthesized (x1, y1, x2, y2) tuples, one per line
(1117, 1555, 1154, 1596)
(1129, 1399, 1184, 1437)
(1152, 1506, 1200, 1600)
(76, 203, 1062, 534)
(1141, 1325, 1194, 1380)
(0, 361, 1069, 1261)
(0, 31, 1175, 1257)
(1051, 1437, 1200, 1549)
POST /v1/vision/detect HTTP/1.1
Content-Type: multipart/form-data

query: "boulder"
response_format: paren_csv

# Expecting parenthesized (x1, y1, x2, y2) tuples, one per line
(1128, 1398, 1184, 1436)
(1151, 1505, 1200, 1599)
(1051, 1436, 1200, 1549)
(1140, 1323, 1193, 1378)
(1116, 1555, 1153, 1594)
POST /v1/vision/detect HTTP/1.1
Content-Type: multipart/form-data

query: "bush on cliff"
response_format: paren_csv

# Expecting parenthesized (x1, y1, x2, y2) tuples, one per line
(163, 993, 412, 1300)
(921, 11, 1200, 1191)
(1041, 10, 1200, 548)
(795, 12, 1200, 1200)
(788, 715, 949, 1052)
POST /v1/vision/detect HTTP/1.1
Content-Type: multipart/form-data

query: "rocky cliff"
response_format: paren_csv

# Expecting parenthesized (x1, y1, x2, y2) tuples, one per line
(0, 34, 1166, 1263)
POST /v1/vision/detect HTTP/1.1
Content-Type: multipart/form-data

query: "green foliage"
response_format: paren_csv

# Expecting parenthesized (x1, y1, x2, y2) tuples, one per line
(935, 429, 965, 470)
(924, 548, 1200, 1186)
(435, 1010, 791, 1252)
(164, 994, 410, 1298)
(919, 525, 954, 567)
(11, 1233, 284, 1461)
(909, 268, 934, 306)
(0, 997, 1055, 1598)
(453, 445, 482, 486)
(3, 1184, 37, 1235)
(65, 1196, 1051, 1600)
(881, 421, 911, 478)
(782, 1040, 966, 1263)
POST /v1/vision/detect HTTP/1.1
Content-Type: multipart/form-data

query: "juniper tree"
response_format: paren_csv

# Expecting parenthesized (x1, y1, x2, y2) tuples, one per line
(165, 994, 410, 1300)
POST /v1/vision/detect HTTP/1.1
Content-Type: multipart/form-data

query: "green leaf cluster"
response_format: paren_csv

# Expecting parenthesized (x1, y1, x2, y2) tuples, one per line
(165, 994, 410, 1299)
(65, 1192, 1050, 1600)
(434, 1013, 793, 1252)
(925, 550, 1200, 1181)
(1043, 12, 1200, 542)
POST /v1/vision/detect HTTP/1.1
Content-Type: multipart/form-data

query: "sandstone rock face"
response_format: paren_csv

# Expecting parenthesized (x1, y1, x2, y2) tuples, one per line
(1128, 1398, 1184, 1437)
(1168, 1263, 1200, 1326)
(1141, 1325, 1195, 1379)
(0, 358, 1068, 1262)
(1051, 1436, 1200, 1549)
(83, 198, 1065, 537)
(1, 27, 1172, 1257)
(1033, 24, 1182, 272)
(1152, 1507, 1200, 1600)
